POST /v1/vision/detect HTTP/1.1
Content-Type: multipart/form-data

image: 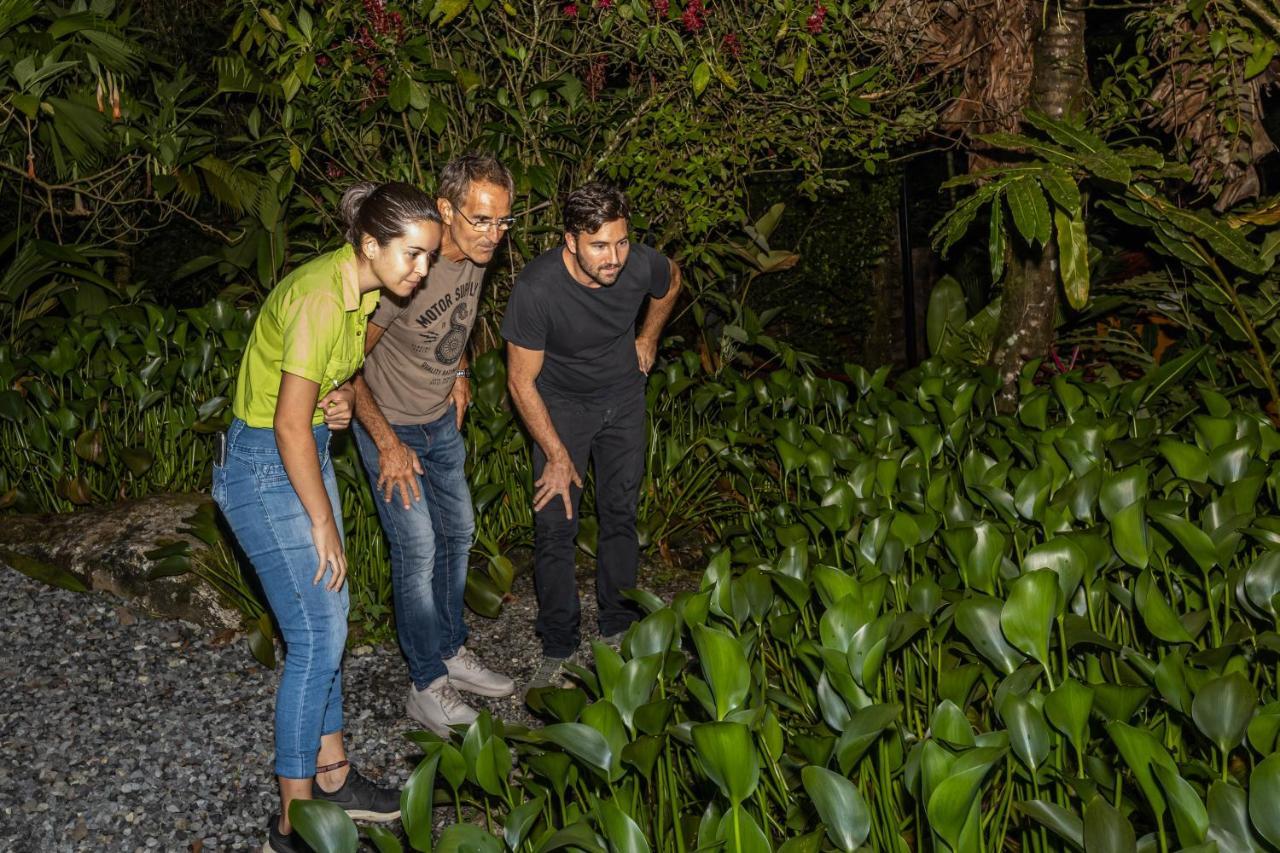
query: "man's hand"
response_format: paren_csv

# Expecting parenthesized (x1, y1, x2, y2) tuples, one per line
(450, 376, 471, 430)
(377, 439, 424, 509)
(636, 336, 658, 375)
(534, 455, 583, 518)
(318, 384, 356, 430)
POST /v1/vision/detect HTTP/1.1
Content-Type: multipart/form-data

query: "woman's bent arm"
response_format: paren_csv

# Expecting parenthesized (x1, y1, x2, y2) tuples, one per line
(275, 370, 347, 591)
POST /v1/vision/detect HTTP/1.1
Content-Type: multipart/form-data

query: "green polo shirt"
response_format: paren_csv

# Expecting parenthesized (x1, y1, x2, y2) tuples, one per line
(232, 244, 381, 428)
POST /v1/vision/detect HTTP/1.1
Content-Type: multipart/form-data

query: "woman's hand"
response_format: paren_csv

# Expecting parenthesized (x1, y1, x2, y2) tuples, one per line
(311, 517, 347, 591)
(318, 384, 356, 430)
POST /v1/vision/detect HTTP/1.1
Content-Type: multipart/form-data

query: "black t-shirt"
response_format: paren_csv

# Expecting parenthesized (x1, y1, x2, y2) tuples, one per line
(501, 242, 671, 400)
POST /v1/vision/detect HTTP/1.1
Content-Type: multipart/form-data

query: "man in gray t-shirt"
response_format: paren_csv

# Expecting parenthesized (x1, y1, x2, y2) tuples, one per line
(362, 255, 485, 425)
(351, 155, 517, 736)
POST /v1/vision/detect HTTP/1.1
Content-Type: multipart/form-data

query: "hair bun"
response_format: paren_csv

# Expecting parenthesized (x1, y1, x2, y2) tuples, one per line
(340, 182, 379, 244)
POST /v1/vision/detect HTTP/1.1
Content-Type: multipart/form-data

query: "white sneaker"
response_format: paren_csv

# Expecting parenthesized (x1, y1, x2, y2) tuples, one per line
(406, 675, 478, 736)
(445, 646, 516, 698)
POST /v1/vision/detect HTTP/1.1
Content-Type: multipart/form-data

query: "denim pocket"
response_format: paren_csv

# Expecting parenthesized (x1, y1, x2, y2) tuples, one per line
(254, 461, 292, 489)
(254, 445, 330, 489)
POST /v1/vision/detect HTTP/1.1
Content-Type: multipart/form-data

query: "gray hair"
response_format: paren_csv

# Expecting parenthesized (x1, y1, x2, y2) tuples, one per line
(437, 154, 514, 210)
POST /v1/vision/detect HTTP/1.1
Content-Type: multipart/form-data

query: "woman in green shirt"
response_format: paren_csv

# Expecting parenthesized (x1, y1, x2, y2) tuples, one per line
(212, 182, 441, 853)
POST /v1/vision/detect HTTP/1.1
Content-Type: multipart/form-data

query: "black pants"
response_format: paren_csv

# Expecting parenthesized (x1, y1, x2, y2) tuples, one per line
(532, 386, 646, 658)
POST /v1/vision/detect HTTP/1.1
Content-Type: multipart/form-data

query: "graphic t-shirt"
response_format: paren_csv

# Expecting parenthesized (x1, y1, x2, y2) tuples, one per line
(362, 255, 485, 425)
(501, 242, 671, 401)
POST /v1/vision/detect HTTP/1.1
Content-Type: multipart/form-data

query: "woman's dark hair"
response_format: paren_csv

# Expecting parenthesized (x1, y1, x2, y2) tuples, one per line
(562, 181, 630, 235)
(340, 181, 440, 248)
(437, 154, 514, 210)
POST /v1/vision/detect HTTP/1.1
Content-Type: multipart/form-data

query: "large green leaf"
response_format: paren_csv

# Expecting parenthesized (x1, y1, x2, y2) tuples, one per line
(1192, 673, 1257, 756)
(434, 824, 502, 853)
(692, 721, 760, 804)
(580, 701, 626, 779)
(691, 624, 751, 720)
(1158, 204, 1266, 274)
(1017, 800, 1083, 850)
(927, 275, 968, 356)
(362, 824, 403, 853)
(1083, 796, 1136, 853)
(1158, 439, 1211, 483)
(612, 653, 664, 730)
(1055, 206, 1090, 308)
(925, 746, 1005, 851)
(1134, 570, 1194, 644)
(503, 795, 546, 851)
(1110, 500, 1151, 569)
(801, 766, 871, 852)
(931, 699, 976, 748)
(289, 800, 359, 853)
(401, 751, 440, 852)
(1045, 678, 1093, 756)
(539, 723, 614, 780)
(0, 548, 88, 592)
(1152, 762, 1209, 848)
(1022, 537, 1087, 604)
(955, 596, 1027, 675)
(1248, 701, 1280, 754)
(1206, 780, 1263, 851)
(716, 804, 773, 853)
(1151, 513, 1218, 572)
(596, 798, 651, 853)
(1003, 694, 1051, 773)
(1107, 721, 1173, 819)
(940, 522, 1006, 595)
(1006, 176, 1052, 247)
(1000, 570, 1060, 677)
(1251, 754, 1280, 847)
(835, 703, 901, 774)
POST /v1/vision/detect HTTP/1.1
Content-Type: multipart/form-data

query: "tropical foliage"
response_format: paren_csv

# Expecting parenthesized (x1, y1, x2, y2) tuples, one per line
(284, 350, 1280, 852)
(10, 0, 1280, 851)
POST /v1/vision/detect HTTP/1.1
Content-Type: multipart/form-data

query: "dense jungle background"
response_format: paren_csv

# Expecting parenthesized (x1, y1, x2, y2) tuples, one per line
(10, 0, 1280, 851)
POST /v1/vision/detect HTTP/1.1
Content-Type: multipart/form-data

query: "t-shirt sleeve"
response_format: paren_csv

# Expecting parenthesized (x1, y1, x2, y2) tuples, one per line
(500, 278, 547, 351)
(280, 291, 345, 383)
(368, 290, 406, 328)
(647, 247, 672, 298)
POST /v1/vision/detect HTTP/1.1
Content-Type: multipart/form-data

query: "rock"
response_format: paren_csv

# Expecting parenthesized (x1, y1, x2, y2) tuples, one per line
(0, 494, 241, 629)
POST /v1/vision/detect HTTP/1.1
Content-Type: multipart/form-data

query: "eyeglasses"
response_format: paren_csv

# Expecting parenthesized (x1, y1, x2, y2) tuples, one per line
(453, 207, 516, 233)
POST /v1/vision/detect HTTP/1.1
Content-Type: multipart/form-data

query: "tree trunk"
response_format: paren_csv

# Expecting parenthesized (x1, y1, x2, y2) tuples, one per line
(988, 0, 1089, 408)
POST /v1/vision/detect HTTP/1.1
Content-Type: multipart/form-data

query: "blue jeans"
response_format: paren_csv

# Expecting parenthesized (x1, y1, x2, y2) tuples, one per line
(211, 418, 348, 779)
(352, 406, 473, 689)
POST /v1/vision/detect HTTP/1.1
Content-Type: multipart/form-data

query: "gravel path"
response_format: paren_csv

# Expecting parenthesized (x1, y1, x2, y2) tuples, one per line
(0, 558, 689, 852)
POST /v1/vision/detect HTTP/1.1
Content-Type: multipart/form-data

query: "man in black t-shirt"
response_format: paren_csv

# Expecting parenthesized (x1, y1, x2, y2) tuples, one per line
(502, 182, 681, 691)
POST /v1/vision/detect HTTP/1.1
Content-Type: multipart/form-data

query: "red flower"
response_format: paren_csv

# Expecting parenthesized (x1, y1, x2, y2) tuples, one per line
(682, 0, 705, 32)
(564, 2, 579, 16)
(598, 0, 612, 7)
(316, 54, 331, 67)
(363, 0, 391, 36)
(653, 0, 669, 15)
(806, 3, 826, 33)
(721, 32, 742, 58)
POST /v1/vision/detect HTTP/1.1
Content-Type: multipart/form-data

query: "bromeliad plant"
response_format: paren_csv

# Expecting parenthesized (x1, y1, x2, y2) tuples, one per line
(298, 352, 1280, 852)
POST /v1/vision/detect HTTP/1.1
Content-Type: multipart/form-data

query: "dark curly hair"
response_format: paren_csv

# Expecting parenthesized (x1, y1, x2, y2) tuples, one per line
(563, 181, 630, 235)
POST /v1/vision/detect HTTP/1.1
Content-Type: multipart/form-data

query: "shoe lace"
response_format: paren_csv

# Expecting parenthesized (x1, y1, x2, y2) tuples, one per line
(431, 680, 468, 714)
(453, 646, 482, 672)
